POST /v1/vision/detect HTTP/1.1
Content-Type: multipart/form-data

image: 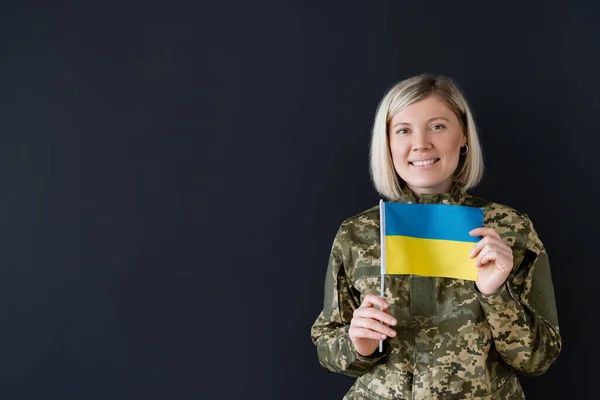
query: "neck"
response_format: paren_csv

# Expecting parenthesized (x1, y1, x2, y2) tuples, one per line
(407, 180, 453, 197)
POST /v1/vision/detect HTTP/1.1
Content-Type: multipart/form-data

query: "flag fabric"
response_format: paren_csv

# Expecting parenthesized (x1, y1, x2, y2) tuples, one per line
(380, 202, 484, 281)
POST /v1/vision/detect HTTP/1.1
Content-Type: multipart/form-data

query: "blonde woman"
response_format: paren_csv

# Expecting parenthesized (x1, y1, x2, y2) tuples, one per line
(311, 74, 561, 399)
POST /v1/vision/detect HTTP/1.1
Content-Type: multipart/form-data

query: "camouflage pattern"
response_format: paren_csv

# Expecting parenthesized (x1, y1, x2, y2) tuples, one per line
(311, 184, 561, 399)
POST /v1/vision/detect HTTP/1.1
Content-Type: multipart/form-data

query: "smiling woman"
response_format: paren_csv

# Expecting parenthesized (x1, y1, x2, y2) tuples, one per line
(370, 74, 484, 200)
(388, 96, 467, 195)
(311, 74, 561, 399)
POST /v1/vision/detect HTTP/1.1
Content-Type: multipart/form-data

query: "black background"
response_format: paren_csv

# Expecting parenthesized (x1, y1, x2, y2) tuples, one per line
(0, 1, 597, 398)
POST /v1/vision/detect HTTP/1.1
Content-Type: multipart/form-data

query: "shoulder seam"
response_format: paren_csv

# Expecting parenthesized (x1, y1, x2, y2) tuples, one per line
(342, 205, 379, 224)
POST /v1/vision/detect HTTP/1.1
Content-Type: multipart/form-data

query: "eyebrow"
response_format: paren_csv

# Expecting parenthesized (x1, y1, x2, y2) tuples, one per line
(392, 116, 450, 128)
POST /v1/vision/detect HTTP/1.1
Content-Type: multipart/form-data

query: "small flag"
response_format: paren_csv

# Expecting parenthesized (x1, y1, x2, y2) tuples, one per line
(380, 201, 484, 281)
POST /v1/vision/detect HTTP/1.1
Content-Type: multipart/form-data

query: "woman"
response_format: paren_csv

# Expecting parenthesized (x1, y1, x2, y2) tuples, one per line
(310, 74, 561, 399)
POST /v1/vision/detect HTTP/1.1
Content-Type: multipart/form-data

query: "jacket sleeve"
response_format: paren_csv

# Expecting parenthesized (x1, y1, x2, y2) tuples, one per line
(476, 215, 561, 376)
(310, 225, 388, 377)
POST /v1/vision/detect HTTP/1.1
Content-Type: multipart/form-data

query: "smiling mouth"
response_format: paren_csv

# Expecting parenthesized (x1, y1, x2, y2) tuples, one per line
(409, 158, 440, 166)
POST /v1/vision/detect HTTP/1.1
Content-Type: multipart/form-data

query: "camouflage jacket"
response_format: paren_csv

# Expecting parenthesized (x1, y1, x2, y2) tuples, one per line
(311, 186, 561, 399)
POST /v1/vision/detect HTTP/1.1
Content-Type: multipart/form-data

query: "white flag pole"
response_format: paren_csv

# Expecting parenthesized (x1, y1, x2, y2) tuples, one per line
(379, 199, 386, 353)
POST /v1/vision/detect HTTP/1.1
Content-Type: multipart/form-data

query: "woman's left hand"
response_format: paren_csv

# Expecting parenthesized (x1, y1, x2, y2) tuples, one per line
(469, 227, 514, 295)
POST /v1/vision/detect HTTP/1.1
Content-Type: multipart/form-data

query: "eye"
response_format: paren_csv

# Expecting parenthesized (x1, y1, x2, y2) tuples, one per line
(395, 128, 410, 135)
(431, 124, 446, 131)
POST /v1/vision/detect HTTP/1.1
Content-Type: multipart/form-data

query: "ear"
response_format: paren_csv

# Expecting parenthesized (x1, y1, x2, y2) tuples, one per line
(461, 134, 467, 147)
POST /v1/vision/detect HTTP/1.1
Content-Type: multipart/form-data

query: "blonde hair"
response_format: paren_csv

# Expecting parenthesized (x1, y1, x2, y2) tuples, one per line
(369, 73, 484, 200)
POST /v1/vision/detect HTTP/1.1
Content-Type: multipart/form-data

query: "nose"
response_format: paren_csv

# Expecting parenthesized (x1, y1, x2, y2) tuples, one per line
(411, 130, 432, 151)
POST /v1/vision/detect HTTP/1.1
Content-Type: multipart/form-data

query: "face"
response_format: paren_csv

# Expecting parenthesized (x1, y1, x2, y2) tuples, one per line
(388, 95, 467, 196)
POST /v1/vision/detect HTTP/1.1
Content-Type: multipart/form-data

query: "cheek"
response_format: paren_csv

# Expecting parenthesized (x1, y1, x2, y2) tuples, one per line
(443, 148, 461, 167)
(439, 137, 463, 159)
(389, 139, 409, 161)
(447, 146, 461, 159)
(390, 147, 409, 168)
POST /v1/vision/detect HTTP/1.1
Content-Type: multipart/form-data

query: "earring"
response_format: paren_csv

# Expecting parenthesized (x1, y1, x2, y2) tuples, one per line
(460, 144, 469, 155)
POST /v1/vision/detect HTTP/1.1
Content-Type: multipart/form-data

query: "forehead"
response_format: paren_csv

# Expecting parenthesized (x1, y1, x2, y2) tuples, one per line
(390, 95, 455, 124)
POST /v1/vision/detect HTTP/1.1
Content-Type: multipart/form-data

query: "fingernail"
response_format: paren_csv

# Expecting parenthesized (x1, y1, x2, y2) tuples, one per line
(390, 318, 397, 325)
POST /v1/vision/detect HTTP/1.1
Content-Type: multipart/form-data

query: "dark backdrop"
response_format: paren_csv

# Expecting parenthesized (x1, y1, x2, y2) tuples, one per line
(0, 1, 596, 399)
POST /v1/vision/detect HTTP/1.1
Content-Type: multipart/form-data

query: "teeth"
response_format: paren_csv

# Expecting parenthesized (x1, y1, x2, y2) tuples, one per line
(412, 159, 437, 166)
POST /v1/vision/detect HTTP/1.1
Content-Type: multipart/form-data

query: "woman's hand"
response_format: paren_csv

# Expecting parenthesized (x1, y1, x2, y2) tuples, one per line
(469, 227, 514, 295)
(349, 294, 397, 357)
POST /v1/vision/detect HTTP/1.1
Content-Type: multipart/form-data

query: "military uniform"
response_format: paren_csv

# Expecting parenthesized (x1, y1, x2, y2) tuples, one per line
(311, 185, 561, 399)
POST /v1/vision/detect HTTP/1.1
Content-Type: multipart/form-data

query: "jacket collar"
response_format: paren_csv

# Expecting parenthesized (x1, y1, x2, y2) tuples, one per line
(395, 181, 467, 205)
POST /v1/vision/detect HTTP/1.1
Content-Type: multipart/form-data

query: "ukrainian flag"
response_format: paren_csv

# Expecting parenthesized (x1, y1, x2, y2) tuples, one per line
(380, 201, 484, 281)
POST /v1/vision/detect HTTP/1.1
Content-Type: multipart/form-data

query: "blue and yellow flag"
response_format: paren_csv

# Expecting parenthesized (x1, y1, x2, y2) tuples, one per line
(380, 202, 484, 281)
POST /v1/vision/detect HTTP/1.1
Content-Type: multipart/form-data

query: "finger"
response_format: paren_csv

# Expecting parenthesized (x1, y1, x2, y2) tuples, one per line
(360, 294, 389, 310)
(353, 307, 397, 326)
(479, 241, 512, 259)
(476, 244, 511, 267)
(469, 235, 508, 259)
(349, 326, 388, 341)
(477, 250, 498, 267)
(481, 235, 511, 251)
(480, 249, 513, 270)
(469, 235, 492, 258)
(492, 243, 513, 258)
(469, 227, 501, 239)
(475, 244, 501, 267)
(469, 237, 485, 259)
(351, 317, 397, 337)
(469, 227, 501, 240)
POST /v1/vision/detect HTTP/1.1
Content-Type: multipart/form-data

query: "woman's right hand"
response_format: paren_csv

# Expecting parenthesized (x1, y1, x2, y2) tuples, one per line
(349, 294, 397, 357)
